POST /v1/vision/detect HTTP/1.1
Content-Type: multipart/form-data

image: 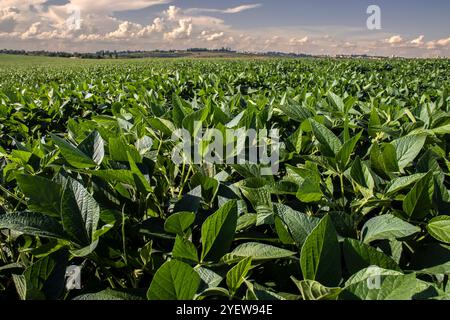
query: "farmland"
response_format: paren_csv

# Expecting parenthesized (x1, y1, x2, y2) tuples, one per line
(0, 54, 449, 300)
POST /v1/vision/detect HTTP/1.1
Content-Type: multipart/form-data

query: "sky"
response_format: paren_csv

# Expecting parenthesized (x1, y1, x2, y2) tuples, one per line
(0, 0, 449, 57)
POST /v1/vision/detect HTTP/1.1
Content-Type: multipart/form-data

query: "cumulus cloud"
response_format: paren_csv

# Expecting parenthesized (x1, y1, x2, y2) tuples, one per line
(163, 18, 193, 40)
(0, 7, 19, 32)
(200, 30, 224, 41)
(386, 35, 403, 44)
(427, 37, 450, 49)
(289, 36, 309, 45)
(411, 35, 425, 45)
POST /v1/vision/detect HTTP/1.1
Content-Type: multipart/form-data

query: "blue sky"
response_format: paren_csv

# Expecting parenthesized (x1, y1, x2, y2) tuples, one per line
(0, 0, 449, 56)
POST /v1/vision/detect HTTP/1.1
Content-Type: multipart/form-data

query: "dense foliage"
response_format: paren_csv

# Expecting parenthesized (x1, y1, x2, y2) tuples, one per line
(0, 57, 449, 300)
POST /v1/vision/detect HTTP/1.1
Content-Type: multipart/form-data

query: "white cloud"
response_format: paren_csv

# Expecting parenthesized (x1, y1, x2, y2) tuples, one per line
(386, 35, 403, 44)
(21, 22, 42, 39)
(163, 18, 193, 40)
(186, 4, 261, 15)
(200, 30, 224, 41)
(427, 36, 450, 49)
(289, 36, 309, 45)
(411, 35, 424, 45)
(67, 0, 170, 14)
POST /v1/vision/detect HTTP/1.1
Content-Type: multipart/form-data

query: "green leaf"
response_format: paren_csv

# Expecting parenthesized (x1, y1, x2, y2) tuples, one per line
(415, 261, 450, 275)
(239, 179, 273, 225)
(222, 242, 295, 264)
(292, 278, 341, 300)
(361, 214, 421, 243)
(16, 251, 68, 300)
(50, 133, 96, 169)
(147, 260, 200, 300)
(274, 203, 320, 247)
(127, 151, 152, 193)
(350, 157, 374, 191)
(172, 235, 199, 262)
(77, 130, 104, 165)
(300, 215, 341, 286)
(386, 173, 427, 195)
(370, 143, 399, 176)
(60, 177, 100, 246)
(427, 216, 450, 244)
(431, 123, 450, 135)
(89, 169, 135, 186)
(296, 179, 323, 203)
(0, 212, 68, 241)
(164, 212, 195, 235)
(392, 134, 427, 170)
(327, 92, 345, 113)
(200, 200, 238, 262)
(309, 119, 342, 158)
(109, 137, 142, 163)
(226, 257, 252, 296)
(195, 267, 223, 288)
(336, 131, 362, 169)
(402, 171, 434, 220)
(343, 238, 400, 274)
(342, 268, 418, 300)
(74, 288, 146, 300)
(16, 174, 61, 217)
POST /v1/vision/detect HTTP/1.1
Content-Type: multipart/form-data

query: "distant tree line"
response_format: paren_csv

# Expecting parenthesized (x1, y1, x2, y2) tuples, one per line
(0, 48, 237, 59)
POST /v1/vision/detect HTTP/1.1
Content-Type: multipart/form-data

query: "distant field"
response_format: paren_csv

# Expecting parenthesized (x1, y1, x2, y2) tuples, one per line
(0, 52, 267, 68)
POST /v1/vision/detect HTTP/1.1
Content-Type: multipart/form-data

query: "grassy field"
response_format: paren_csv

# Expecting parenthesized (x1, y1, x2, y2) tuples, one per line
(0, 55, 449, 300)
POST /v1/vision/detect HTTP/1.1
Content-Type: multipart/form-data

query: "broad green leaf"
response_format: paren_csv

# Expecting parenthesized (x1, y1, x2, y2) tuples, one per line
(336, 131, 362, 169)
(327, 92, 345, 112)
(226, 257, 252, 296)
(16, 174, 61, 217)
(402, 171, 434, 220)
(74, 288, 146, 300)
(361, 214, 421, 243)
(77, 130, 104, 165)
(147, 260, 200, 300)
(200, 200, 238, 262)
(50, 133, 96, 169)
(427, 216, 450, 244)
(392, 134, 427, 170)
(164, 212, 195, 235)
(342, 271, 419, 300)
(370, 143, 399, 176)
(296, 179, 323, 203)
(195, 267, 223, 288)
(222, 242, 295, 264)
(60, 177, 100, 246)
(431, 123, 450, 135)
(109, 137, 142, 163)
(274, 203, 320, 247)
(277, 102, 313, 123)
(16, 251, 68, 300)
(89, 169, 135, 186)
(127, 151, 152, 193)
(0, 212, 68, 241)
(300, 215, 341, 286)
(415, 261, 450, 275)
(292, 278, 341, 300)
(172, 235, 199, 262)
(343, 238, 400, 274)
(350, 157, 374, 191)
(239, 178, 273, 225)
(309, 119, 342, 157)
(386, 173, 427, 195)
